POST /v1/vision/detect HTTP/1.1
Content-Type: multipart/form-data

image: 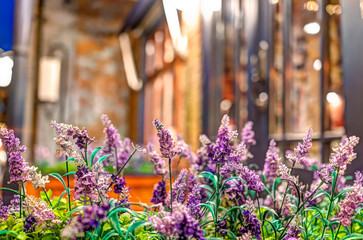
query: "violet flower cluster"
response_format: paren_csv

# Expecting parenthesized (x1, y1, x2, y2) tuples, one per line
(286, 128, 312, 165)
(0, 127, 30, 183)
(151, 180, 167, 205)
(149, 202, 205, 240)
(74, 166, 99, 202)
(147, 143, 167, 176)
(263, 140, 280, 185)
(165, 169, 188, 206)
(337, 171, 363, 226)
(239, 211, 261, 240)
(153, 119, 177, 159)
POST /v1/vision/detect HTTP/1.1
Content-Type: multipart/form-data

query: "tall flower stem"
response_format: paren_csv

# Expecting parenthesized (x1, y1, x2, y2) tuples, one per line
(215, 165, 220, 237)
(279, 181, 324, 239)
(106, 149, 137, 192)
(114, 147, 118, 173)
(334, 223, 341, 240)
(256, 192, 265, 240)
(320, 170, 339, 238)
(66, 158, 71, 212)
(169, 157, 173, 213)
(42, 187, 53, 207)
(19, 183, 23, 218)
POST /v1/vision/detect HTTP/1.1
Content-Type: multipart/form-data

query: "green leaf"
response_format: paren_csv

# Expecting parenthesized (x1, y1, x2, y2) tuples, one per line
(264, 219, 277, 239)
(125, 220, 152, 239)
(66, 157, 74, 162)
(68, 205, 86, 216)
(109, 213, 125, 239)
(283, 179, 301, 208)
(220, 177, 244, 193)
(335, 187, 354, 200)
(91, 147, 104, 166)
(49, 173, 70, 195)
(108, 207, 139, 219)
(62, 171, 75, 177)
(56, 190, 67, 208)
(0, 187, 21, 196)
(98, 154, 111, 165)
(340, 234, 363, 240)
(0, 230, 19, 236)
(194, 171, 218, 192)
(102, 230, 119, 240)
(260, 206, 278, 218)
(198, 203, 216, 224)
(312, 190, 331, 200)
(200, 184, 214, 194)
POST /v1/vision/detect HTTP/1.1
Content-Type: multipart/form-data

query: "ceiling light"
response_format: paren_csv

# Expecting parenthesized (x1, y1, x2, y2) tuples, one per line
(303, 22, 320, 35)
(0, 56, 14, 87)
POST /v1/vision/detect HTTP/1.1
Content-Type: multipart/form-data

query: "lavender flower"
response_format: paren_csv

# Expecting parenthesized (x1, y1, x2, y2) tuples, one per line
(241, 121, 256, 147)
(239, 211, 261, 240)
(337, 171, 363, 226)
(149, 202, 205, 239)
(0, 127, 30, 183)
(225, 179, 247, 205)
(286, 128, 312, 165)
(187, 184, 202, 219)
(24, 196, 55, 225)
(73, 166, 99, 202)
(147, 144, 167, 175)
(208, 115, 232, 164)
(24, 214, 37, 233)
(77, 203, 110, 232)
(151, 180, 167, 205)
(153, 119, 176, 159)
(0, 199, 9, 222)
(112, 175, 127, 194)
(263, 140, 280, 185)
(101, 114, 122, 154)
(285, 225, 302, 240)
(166, 169, 188, 206)
(240, 166, 265, 192)
(330, 135, 359, 172)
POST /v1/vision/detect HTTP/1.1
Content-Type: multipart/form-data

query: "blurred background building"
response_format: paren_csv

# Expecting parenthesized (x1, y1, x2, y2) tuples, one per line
(1, 0, 363, 186)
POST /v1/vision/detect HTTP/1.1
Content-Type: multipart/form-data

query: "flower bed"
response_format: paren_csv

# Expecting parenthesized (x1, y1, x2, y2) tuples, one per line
(0, 114, 362, 239)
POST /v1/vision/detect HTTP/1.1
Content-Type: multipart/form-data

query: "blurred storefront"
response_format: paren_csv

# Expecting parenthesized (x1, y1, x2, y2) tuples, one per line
(1, 0, 363, 180)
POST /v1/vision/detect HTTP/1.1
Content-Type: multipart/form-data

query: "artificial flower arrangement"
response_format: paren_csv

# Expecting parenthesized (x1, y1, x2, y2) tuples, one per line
(0, 114, 361, 240)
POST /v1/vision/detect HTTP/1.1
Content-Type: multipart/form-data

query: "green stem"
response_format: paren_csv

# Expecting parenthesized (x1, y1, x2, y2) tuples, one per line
(278, 185, 290, 217)
(42, 187, 53, 207)
(215, 165, 220, 237)
(320, 169, 339, 238)
(115, 147, 118, 173)
(66, 159, 71, 212)
(106, 148, 137, 192)
(256, 192, 265, 240)
(19, 183, 23, 218)
(169, 157, 173, 213)
(279, 181, 324, 239)
(334, 223, 341, 240)
(85, 142, 88, 167)
(96, 185, 104, 203)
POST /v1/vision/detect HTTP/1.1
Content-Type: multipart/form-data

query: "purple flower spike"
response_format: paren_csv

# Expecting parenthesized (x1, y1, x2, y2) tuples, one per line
(239, 211, 261, 240)
(0, 127, 30, 183)
(73, 166, 99, 202)
(153, 119, 176, 159)
(286, 128, 312, 165)
(330, 135, 359, 172)
(241, 121, 256, 147)
(187, 184, 202, 219)
(166, 169, 188, 206)
(147, 144, 168, 176)
(151, 180, 167, 205)
(263, 140, 280, 185)
(285, 225, 302, 240)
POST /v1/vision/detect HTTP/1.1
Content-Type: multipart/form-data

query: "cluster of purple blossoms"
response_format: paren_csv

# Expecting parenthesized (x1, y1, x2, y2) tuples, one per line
(24, 214, 37, 233)
(208, 115, 232, 164)
(149, 203, 205, 240)
(337, 171, 363, 226)
(24, 196, 55, 225)
(285, 225, 302, 240)
(187, 184, 202, 219)
(239, 211, 261, 240)
(263, 140, 280, 185)
(286, 128, 312, 165)
(77, 203, 110, 232)
(151, 180, 167, 205)
(112, 175, 127, 194)
(0, 127, 30, 183)
(166, 169, 188, 206)
(240, 166, 265, 192)
(101, 115, 133, 170)
(147, 144, 167, 176)
(225, 179, 247, 205)
(153, 119, 177, 159)
(330, 135, 359, 172)
(241, 121, 256, 147)
(74, 166, 99, 202)
(0, 199, 9, 222)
